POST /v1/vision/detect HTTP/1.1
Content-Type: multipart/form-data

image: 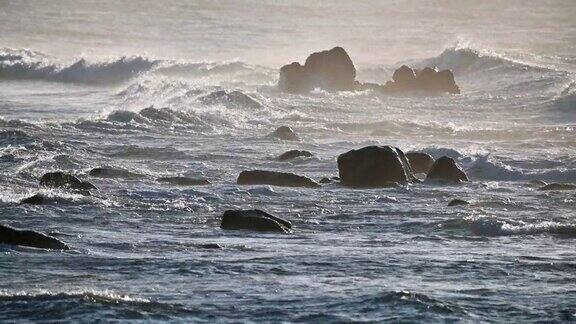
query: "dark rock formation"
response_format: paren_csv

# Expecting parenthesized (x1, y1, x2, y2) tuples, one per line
(269, 126, 299, 141)
(448, 199, 470, 207)
(382, 65, 460, 94)
(277, 150, 313, 161)
(405, 152, 435, 174)
(89, 167, 143, 179)
(199, 90, 262, 109)
(538, 183, 576, 191)
(425, 156, 468, 183)
(40, 172, 96, 191)
(220, 209, 292, 233)
(279, 47, 356, 93)
(0, 223, 70, 250)
(337, 145, 417, 188)
(237, 170, 320, 188)
(157, 176, 210, 186)
(20, 194, 46, 205)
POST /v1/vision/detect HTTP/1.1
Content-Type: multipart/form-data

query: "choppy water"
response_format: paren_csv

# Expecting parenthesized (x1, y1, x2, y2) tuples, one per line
(1, 1, 575, 322)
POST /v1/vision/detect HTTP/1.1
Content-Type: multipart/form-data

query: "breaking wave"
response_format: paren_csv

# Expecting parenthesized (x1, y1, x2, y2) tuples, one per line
(0, 47, 273, 85)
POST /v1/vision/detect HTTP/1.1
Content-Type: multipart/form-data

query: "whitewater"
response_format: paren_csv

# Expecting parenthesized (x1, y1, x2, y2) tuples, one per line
(1, 1, 575, 322)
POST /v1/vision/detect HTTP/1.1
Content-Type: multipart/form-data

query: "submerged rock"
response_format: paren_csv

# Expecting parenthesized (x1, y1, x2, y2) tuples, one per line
(157, 176, 210, 186)
(89, 167, 143, 179)
(526, 180, 548, 187)
(0, 223, 70, 250)
(538, 183, 576, 191)
(199, 90, 262, 109)
(237, 170, 320, 188)
(448, 199, 470, 207)
(279, 47, 356, 93)
(39, 172, 96, 191)
(220, 209, 292, 233)
(337, 145, 416, 188)
(20, 194, 46, 205)
(269, 126, 299, 141)
(405, 152, 435, 174)
(425, 156, 469, 184)
(277, 150, 313, 161)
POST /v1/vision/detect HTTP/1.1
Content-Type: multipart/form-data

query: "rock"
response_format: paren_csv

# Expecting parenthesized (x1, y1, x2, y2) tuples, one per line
(197, 243, 223, 249)
(157, 176, 210, 186)
(269, 126, 299, 141)
(89, 167, 143, 179)
(20, 194, 46, 205)
(382, 65, 460, 94)
(425, 156, 469, 183)
(337, 145, 416, 188)
(448, 199, 470, 207)
(538, 183, 576, 191)
(237, 170, 320, 188)
(277, 150, 313, 161)
(278, 47, 356, 93)
(199, 90, 262, 109)
(0, 223, 70, 250)
(405, 152, 435, 174)
(392, 65, 417, 85)
(39, 172, 96, 191)
(278, 62, 310, 93)
(220, 209, 292, 233)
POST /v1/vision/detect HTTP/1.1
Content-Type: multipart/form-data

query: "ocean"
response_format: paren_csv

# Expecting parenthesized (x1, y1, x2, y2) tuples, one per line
(1, 0, 575, 322)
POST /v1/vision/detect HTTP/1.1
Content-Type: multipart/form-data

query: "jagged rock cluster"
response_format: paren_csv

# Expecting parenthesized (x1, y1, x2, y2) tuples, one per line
(278, 47, 460, 94)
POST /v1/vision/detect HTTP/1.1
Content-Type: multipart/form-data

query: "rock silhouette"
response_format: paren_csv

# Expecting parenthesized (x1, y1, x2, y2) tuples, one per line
(382, 65, 460, 94)
(237, 170, 320, 188)
(89, 167, 143, 179)
(279, 47, 356, 93)
(448, 199, 470, 207)
(269, 126, 299, 141)
(0, 223, 70, 250)
(405, 152, 435, 174)
(277, 150, 313, 161)
(157, 176, 210, 186)
(425, 156, 469, 183)
(538, 183, 576, 191)
(337, 145, 417, 188)
(220, 209, 292, 233)
(40, 172, 96, 191)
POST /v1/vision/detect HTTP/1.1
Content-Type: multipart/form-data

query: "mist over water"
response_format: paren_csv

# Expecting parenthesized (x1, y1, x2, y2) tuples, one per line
(1, 1, 575, 322)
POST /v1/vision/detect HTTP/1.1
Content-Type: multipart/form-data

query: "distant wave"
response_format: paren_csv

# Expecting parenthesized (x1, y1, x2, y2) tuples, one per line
(466, 154, 576, 182)
(441, 216, 576, 237)
(0, 47, 272, 85)
(0, 290, 195, 321)
(421, 44, 557, 75)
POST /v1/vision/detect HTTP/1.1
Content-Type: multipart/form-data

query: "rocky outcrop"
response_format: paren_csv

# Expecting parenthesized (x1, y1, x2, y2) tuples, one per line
(278, 48, 460, 94)
(448, 199, 470, 207)
(20, 194, 46, 205)
(279, 47, 356, 93)
(381, 65, 460, 94)
(538, 183, 576, 191)
(237, 170, 320, 188)
(337, 145, 417, 188)
(277, 150, 313, 161)
(39, 172, 96, 191)
(405, 152, 435, 174)
(157, 176, 210, 186)
(269, 126, 299, 141)
(425, 156, 468, 183)
(0, 223, 70, 250)
(89, 167, 143, 179)
(220, 209, 292, 233)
